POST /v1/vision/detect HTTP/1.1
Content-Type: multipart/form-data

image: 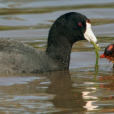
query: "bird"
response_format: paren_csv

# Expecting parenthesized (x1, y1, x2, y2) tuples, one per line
(0, 12, 98, 73)
(100, 44, 114, 67)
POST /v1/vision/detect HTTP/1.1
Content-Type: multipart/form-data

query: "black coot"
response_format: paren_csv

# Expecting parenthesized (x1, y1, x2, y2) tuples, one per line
(0, 12, 98, 73)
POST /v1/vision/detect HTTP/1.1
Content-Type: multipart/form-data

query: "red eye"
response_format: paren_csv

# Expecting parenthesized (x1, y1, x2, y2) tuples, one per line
(78, 23, 82, 26)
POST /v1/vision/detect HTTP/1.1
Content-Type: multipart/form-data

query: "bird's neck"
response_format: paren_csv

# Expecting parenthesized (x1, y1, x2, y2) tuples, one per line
(46, 34, 72, 69)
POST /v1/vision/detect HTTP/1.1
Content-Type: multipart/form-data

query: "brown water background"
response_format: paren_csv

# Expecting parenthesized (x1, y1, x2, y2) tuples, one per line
(0, 0, 114, 113)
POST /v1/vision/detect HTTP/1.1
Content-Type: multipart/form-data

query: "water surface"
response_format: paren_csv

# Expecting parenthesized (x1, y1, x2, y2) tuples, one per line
(0, 0, 114, 113)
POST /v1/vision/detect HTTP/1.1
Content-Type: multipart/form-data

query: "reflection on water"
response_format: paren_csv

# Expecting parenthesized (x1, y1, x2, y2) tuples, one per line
(0, 69, 114, 113)
(0, 0, 114, 113)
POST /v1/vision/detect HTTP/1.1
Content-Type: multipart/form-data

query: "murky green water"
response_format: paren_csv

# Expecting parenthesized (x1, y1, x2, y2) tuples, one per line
(0, 0, 114, 113)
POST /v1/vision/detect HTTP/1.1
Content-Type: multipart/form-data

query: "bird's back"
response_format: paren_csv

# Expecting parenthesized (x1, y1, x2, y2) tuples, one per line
(0, 38, 58, 73)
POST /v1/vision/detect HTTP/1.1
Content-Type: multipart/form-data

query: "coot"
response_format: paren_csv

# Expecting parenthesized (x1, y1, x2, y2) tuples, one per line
(0, 12, 98, 73)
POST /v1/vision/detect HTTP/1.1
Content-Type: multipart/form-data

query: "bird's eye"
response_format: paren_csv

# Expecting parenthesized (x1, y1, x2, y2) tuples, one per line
(78, 23, 82, 26)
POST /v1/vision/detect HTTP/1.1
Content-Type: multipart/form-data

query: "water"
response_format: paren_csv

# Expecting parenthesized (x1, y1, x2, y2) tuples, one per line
(0, 0, 114, 113)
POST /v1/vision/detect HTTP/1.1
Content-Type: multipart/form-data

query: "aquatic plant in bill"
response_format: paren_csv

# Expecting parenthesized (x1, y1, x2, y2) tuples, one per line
(90, 40, 100, 70)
